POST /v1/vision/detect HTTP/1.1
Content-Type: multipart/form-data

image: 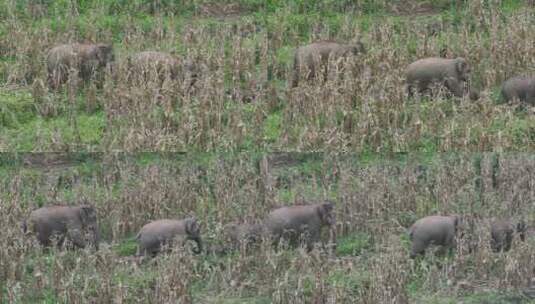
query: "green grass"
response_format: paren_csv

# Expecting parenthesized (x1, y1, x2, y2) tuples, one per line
(336, 233, 373, 256)
(114, 238, 139, 256)
(1, 111, 105, 151)
(1, 1, 534, 152)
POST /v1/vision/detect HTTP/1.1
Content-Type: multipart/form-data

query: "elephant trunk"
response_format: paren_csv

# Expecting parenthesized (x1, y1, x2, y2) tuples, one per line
(329, 226, 337, 251)
(21, 220, 28, 234)
(192, 237, 202, 254)
(92, 226, 100, 251)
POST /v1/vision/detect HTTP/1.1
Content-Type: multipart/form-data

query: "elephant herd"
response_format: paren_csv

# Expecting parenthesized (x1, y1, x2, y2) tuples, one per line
(22, 201, 337, 257)
(22, 202, 528, 259)
(45, 40, 535, 105)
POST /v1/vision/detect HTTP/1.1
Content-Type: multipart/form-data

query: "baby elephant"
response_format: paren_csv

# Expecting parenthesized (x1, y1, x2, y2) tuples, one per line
(223, 222, 265, 251)
(406, 57, 474, 99)
(47, 43, 114, 89)
(264, 201, 336, 251)
(128, 51, 180, 81)
(490, 219, 526, 252)
(291, 40, 366, 87)
(136, 217, 202, 256)
(408, 215, 459, 258)
(501, 76, 535, 106)
(24, 205, 100, 250)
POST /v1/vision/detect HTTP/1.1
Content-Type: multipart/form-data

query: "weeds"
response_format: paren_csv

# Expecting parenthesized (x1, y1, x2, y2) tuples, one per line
(0, 1, 534, 152)
(1, 152, 534, 302)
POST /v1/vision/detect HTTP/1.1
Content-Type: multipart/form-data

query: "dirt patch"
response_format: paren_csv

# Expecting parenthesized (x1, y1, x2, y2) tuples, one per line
(197, 2, 252, 19)
(21, 153, 100, 170)
(387, 0, 444, 16)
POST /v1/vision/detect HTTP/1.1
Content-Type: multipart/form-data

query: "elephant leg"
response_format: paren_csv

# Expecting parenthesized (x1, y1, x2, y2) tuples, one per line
(445, 78, 464, 97)
(490, 238, 500, 252)
(66, 229, 86, 249)
(407, 85, 414, 98)
(410, 240, 427, 258)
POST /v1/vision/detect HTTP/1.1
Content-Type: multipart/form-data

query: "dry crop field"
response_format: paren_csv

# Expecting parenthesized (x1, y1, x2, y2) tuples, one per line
(1, 0, 535, 303)
(0, 0, 533, 152)
(1, 152, 535, 303)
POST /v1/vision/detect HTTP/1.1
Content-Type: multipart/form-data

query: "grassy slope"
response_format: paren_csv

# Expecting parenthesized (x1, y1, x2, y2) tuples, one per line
(1, 0, 535, 302)
(0, 0, 533, 152)
(1, 152, 534, 303)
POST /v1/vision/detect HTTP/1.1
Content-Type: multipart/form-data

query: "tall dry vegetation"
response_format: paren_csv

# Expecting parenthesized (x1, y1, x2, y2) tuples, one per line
(0, 153, 533, 302)
(1, 1, 534, 151)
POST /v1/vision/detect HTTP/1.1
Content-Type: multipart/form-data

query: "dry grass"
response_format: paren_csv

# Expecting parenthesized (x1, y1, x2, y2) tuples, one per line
(0, 1, 533, 152)
(0, 153, 534, 302)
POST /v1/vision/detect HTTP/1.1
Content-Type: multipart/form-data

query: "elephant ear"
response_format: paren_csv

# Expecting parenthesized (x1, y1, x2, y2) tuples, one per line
(80, 205, 97, 226)
(517, 219, 527, 241)
(96, 44, 114, 63)
(450, 215, 461, 231)
(317, 202, 335, 225)
(455, 58, 469, 76)
(186, 218, 200, 236)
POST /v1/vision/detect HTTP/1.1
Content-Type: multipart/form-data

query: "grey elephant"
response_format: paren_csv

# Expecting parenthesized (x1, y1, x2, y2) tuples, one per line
(264, 201, 336, 251)
(24, 205, 100, 250)
(291, 40, 366, 87)
(128, 51, 198, 85)
(408, 215, 460, 258)
(136, 217, 202, 256)
(46, 43, 114, 89)
(406, 57, 475, 99)
(501, 76, 535, 105)
(223, 222, 265, 251)
(490, 219, 526, 252)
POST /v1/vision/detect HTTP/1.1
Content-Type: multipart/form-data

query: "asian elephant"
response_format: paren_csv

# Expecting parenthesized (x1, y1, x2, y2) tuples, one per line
(223, 222, 265, 251)
(24, 205, 100, 250)
(128, 51, 180, 81)
(264, 201, 336, 251)
(291, 40, 366, 87)
(46, 43, 114, 89)
(136, 217, 202, 256)
(501, 76, 535, 106)
(490, 219, 527, 252)
(406, 57, 476, 99)
(408, 215, 460, 258)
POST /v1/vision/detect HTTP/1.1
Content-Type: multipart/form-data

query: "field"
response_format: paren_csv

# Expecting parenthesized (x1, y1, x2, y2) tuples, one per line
(0, 0, 534, 152)
(1, 0, 535, 303)
(1, 152, 535, 303)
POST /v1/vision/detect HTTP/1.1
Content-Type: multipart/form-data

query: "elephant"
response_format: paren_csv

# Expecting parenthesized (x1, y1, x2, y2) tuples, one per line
(46, 43, 114, 89)
(291, 40, 366, 87)
(128, 51, 198, 86)
(223, 222, 265, 251)
(264, 201, 336, 251)
(408, 215, 460, 258)
(136, 217, 202, 256)
(406, 57, 475, 99)
(501, 76, 535, 105)
(490, 219, 527, 252)
(24, 205, 100, 250)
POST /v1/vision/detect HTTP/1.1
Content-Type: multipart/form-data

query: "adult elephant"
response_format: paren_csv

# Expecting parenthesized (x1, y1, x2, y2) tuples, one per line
(490, 219, 527, 252)
(408, 215, 460, 258)
(501, 76, 535, 106)
(264, 201, 336, 251)
(406, 57, 478, 100)
(46, 43, 114, 89)
(127, 51, 198, 86)
(291, 40, 366, 87)
(136, 217, 202, 256)
(24, 204, 100, 250)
